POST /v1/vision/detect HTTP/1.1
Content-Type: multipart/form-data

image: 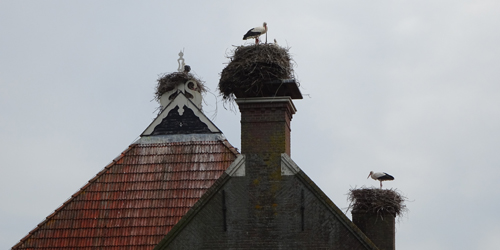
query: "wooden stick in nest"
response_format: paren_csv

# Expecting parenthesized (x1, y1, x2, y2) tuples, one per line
(347, 187, 408, 217)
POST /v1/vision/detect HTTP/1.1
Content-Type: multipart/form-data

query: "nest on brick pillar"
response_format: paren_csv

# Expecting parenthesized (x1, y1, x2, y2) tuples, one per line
(347, 187, 408, 218)
(155, 72, 207, 102)
(218, 44, 297, 102)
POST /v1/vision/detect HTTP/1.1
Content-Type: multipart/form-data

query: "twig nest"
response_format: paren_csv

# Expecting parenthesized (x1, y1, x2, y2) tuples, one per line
(155, 72, 206, 102)
(347, 187, 408, 217)
(218, 44, 295, 101)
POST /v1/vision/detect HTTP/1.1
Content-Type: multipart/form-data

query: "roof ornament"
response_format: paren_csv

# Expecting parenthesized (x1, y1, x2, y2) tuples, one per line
(177, 50, 185, 72)
(177, 50, 192, 73)
(155, 50, 205, 114)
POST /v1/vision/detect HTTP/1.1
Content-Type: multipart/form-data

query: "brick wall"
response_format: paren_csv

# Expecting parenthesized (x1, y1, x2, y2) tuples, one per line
(158, 169, 374, 249)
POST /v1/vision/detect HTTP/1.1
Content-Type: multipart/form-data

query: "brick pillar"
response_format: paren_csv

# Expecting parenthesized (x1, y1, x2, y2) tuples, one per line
(235, 97, 297, 239)
(352, 212, 395, 250)
(236, 97, 296, 157)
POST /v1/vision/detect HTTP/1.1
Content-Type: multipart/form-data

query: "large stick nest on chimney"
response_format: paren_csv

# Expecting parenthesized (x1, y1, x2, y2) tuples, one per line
(218, 44, 296, 101)
(155, 72, 206, 102)
(347, 187, 408, 217)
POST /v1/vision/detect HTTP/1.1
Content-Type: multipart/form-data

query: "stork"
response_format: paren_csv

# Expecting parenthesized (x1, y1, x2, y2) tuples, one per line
(243, 22, 267, 44)
(367, 171, 395, 188)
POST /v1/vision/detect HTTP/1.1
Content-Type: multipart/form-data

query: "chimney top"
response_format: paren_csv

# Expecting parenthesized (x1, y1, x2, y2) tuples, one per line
(349, 188, 407, 250)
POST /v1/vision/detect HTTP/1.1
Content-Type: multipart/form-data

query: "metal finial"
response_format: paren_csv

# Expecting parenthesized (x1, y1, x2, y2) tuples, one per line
(177, 50, 185, 72)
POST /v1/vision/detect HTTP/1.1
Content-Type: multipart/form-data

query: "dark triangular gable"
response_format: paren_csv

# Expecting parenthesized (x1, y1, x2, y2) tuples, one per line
(151, 106, 213, 135)
(142, 92, 221, 136)
(154, 154, 379, 250)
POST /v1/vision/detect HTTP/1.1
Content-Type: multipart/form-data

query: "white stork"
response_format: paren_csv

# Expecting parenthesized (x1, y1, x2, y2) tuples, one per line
(243, 22, 268, 44)
(367, 171, 395, 188)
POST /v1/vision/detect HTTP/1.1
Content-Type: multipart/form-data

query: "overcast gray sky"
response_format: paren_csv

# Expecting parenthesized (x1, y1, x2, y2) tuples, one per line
(2, 1, 500, 249)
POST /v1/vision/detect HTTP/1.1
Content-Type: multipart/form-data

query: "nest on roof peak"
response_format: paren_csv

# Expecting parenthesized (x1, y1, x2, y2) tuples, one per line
(155, 72, 207, 102)
(218, 43, 296, 101)
(347, 187, 408, 217)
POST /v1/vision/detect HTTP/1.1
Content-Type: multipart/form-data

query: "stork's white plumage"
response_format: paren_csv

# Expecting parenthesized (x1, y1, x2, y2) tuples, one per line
(367, 171, 395, 188)
(243, 22, 268, 44)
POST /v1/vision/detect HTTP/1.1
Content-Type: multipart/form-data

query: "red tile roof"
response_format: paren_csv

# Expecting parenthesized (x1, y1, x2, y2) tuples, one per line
(13, 139, 238, 249)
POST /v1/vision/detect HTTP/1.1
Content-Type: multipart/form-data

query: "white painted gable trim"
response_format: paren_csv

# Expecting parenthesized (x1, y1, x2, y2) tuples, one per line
(226, 154, 299, 177)
(281, 153, 301, 176)
(141, 92, 221, 136)
(225, 154, 245, 177)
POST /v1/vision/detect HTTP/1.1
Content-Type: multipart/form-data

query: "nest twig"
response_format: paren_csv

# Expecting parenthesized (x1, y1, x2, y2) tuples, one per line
(155, 72, 206, 102)
(347, 187, 408, 217)
(218, 44, 296, 102)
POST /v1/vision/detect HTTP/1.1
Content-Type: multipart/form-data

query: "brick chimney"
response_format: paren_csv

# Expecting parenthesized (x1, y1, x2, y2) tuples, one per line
(232, 79, 302, 239)
(235, 80, 302, 157)
(236, 97, 296, 156)
(349, 188, 403, 250)
(352, 212, 396, 250)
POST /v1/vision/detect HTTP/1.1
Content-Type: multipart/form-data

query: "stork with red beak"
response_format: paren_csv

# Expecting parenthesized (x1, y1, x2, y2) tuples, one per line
(367, 171, 395, 188)
(243, 22, 268, 44)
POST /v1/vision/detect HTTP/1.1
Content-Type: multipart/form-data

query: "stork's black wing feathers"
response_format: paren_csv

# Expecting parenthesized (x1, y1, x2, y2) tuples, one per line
(243, 30, 259, 40)
(379, 173, 395, 181)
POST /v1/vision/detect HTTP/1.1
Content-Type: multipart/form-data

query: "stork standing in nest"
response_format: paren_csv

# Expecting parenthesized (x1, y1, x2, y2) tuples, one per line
(243, 22, 268, 44)
(367, 171, 395, 188)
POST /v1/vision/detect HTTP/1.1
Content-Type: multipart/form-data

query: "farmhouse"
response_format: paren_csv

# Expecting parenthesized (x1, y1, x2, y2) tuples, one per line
(13, 46, 397, 250)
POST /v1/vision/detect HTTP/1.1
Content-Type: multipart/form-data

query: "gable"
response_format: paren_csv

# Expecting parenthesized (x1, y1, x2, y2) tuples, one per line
(154, 154, 378, 250)
(152, 106, 213, 135)
(142, 92, 220, 136)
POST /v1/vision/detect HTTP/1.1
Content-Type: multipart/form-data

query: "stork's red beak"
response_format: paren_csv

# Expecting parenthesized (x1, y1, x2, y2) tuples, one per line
(367, 173, 371, 179)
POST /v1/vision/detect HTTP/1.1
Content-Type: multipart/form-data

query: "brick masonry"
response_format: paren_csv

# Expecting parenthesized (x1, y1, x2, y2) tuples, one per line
(157, 162, 376, 249)
(352, 212, 395, 250)
(237, 97, 295, 157)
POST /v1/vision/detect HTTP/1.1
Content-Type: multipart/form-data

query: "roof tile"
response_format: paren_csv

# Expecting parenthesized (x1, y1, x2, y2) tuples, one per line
(13, 140, 237, 249)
